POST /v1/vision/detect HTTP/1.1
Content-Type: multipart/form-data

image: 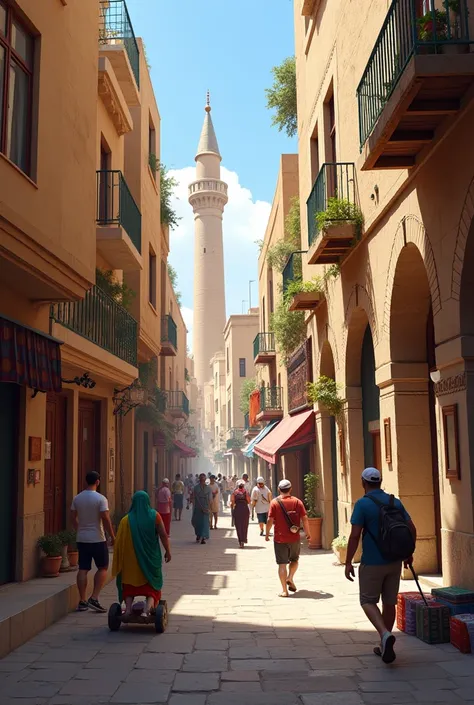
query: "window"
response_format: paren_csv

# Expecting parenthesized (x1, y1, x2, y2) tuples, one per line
(0, 2, 34, 174)
(268, 271, 274, 315)
(215, 372, 218, 387)
(326, 94, 337, 164)
(215, 399, 218, 412)
(310, 127, 319, 184)
(239, 358, 246, 378)
(227, 399, 231, 427)
(226, 347, 229, 373)
(262, 295, 266, 332)
(149, 249, 156, 307)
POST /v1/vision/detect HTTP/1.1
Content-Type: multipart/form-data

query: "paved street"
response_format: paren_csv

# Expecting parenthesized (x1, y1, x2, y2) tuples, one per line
(1, 506, 473, 705)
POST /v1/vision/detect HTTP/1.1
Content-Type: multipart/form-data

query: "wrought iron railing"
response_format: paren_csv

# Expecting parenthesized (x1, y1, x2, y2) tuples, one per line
(244, 412, 259, 431)
(282, 251, 306, 294)
(253, 332, 276, 359)
(161, 315, 177, 350)
(260, 386, 283, 413)
(226, 428, 245, 450)
(165, 390, 189, 416)
(99, 0, 140, 87)
(96, 170, 142, 254)
(307, 162, 356, 247)
(50, 285, 138, 367)
(357, 0, 471, 148)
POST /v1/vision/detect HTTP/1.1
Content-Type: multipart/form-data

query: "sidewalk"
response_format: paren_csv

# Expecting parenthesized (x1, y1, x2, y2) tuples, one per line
(0, 506, 472, 704)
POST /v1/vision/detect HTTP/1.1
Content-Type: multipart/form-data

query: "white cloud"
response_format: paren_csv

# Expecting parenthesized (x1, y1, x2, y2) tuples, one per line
(168, 166, 271, 350)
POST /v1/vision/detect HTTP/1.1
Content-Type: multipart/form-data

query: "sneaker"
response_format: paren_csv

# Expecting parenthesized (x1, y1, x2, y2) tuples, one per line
(77, 600, 89, 612)
(260, 530, 264, 536)
(87, 597, 106, 613)
(381, 632, 396, 664)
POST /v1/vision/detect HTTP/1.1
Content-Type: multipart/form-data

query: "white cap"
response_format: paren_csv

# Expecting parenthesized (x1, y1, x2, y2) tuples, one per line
(237, 480, 245, 487)
(278, 479, 291, 490)
(163, 478, 170, 484)
(361, 467, 381, 483)
(257, 476, 265, 483)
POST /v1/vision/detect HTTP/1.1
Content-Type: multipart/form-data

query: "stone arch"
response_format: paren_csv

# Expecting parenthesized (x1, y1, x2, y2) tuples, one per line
(384, 215, 441, 335)
(342, 286, 377, 385)
(453, 172, 474, 300)
(316, 324, 340, 377)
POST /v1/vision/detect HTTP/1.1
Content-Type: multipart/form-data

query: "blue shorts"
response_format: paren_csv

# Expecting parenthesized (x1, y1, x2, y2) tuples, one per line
(257, 512, 268, 524)
(173, 494, 184, 509)
(77, 541, 109, 571)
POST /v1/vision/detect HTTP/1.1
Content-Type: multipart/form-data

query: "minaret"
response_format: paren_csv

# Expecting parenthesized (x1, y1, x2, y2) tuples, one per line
(189, 94, 228, 389)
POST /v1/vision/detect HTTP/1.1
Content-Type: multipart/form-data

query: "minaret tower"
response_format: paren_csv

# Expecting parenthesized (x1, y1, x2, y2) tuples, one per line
(189, 94, 228, 388)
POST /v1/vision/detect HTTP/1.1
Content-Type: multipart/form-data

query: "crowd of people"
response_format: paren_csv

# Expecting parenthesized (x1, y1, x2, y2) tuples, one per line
(70, 464, 417, 666)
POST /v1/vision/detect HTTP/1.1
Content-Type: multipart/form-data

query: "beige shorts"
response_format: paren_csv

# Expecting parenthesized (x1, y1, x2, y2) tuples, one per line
(359, 561, 402, 606)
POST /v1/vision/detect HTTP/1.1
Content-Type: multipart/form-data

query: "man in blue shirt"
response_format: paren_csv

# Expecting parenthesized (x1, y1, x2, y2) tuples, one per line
(345, 468, 417, 664)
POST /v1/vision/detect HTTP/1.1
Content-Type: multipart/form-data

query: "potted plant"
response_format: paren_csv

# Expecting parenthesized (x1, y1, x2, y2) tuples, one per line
(67, 531, 78, 568)
(37, 534, 63, 577)
(332, 535, 348, 565)
(57, 530, 75, 572)
(307, 376, 344, 419)
(304, 472, 322, 549)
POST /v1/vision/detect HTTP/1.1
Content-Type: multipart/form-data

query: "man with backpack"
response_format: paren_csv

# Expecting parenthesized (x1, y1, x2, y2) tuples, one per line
(345, 467, 417, 664)
(265, 479, 311, 597)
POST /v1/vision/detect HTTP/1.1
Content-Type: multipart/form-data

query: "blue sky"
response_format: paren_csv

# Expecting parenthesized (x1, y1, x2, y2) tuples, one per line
(127, 0, 296, 342)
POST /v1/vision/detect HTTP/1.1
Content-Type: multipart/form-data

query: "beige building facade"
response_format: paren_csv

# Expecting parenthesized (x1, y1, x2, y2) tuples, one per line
(292, 0, 474, 585)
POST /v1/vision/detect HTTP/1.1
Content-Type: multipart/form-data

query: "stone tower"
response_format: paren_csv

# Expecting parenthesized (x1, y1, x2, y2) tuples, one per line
(188, 97, 228, 388)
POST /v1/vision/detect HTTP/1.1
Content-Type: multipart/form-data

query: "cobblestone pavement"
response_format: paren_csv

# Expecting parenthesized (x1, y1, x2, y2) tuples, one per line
(1, 506, 473, 704)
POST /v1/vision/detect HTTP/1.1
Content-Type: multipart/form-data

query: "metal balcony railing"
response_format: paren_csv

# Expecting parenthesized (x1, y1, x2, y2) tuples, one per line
(307, 162, 356, 247)
(50, 285, 138, 367)
(226, 428, 245, 450)
(99, 0, 140, 87)
(282, 251, 305, 295)
(260, 386, 283, 413)
(161, 315, 177, 350)
(357, 0, 471, 148)
(253, 332, 276, 359)
(165, 390, 189, 416)
(96, 170, 142, 254)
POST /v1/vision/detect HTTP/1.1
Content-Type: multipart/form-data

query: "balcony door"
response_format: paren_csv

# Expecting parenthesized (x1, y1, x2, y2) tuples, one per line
(44, 394, 67, 535)
(99, 139, 112, 223)
(78, 398, 101, 493)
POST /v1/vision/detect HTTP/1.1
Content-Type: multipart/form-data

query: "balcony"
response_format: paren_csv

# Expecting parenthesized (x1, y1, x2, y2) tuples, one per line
(96, 170, 142, 270)
(282, 251, 324, 312)
(214, 451, 225, 464)
(165, 390, 189, 419)
(307, 163, 358, 265)
(357, 0, 474, 170)
(226, 428, 245, 451)
(253, 332, 276, 365)
(50, 285, 138, 367)
(256, 386, 284, 423)
(160, 315, 177, 356)
(99, 0, 140, 106)
(244, 412, 259, 440)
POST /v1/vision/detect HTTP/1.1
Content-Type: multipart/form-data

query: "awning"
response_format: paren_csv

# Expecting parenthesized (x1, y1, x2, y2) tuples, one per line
(254, 410, 315, 465)
(0, 314, 62, 393)
(242, 420, 280, 458)
(172, 439, 197, 458)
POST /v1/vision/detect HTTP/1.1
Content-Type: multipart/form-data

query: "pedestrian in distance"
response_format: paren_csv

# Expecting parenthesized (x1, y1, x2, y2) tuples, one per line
(208, 474, 220, 529)
(155, 478, 172, 536)
(241, 473, 251, 494)
(345, 467, 417, 665)
(251, 476, 272, 536)
(71, 471, 115, 613)
(266, 479, 310, 597)
(191, 473, 212, 544)
(221, 475, 229, 508)
(231, 480, 251, 548)
(185, 474, 194, 510)
(171, 473, 185, 521)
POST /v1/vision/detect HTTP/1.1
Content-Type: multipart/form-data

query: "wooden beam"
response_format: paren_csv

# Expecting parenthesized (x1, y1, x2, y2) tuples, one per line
(374, 155, 416, 169)
(407, 99, 460, 115)
(389, 129, 434, 143)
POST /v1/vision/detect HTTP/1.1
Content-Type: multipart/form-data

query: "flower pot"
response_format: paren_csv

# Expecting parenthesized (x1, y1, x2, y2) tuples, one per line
(67, 550, 79, 568)
(41, 555, 62, 578)
(333, 546, 347, 565)
(59, 545, 71, 572)
(307, 517, 322, 550)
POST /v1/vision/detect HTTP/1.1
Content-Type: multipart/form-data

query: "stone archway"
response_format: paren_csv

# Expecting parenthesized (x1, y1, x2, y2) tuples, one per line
(452, 172, 474, 300)
(317, 341, 339, 545)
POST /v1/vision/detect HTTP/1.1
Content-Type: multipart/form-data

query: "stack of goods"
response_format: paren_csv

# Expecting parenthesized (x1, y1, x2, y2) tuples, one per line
(450, 613, 474, 653)
(415, 601, 451, 644)
(431, 587, 474, 616)
(397, 592, 424, 632)
(397, 592, 436, 635)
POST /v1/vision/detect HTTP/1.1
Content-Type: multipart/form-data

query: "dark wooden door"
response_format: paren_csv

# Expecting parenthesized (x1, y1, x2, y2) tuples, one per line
(78, 399, 101, 492)
(0, 382, 19, 584)
(44, 394, 67, 534)
(371, 430, 382, 471)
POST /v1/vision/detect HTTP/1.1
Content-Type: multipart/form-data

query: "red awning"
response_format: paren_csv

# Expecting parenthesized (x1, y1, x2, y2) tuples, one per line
(254, 409, 315, 465)
(173, 439, 197, 458)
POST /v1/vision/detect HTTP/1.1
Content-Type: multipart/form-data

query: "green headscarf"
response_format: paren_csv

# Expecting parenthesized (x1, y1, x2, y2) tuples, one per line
(124, 491, 162, 597)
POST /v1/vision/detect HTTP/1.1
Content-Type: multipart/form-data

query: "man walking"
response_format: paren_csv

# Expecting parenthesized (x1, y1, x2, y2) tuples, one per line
(251, 476, 272, 536)
(155, 478, 172, 536)
(171, 473, 185, 521)
(345, 467, 416, 664)
(71, 471, 115, 612)
(266, 479, 310, 597)
(241, 473, 251, 494)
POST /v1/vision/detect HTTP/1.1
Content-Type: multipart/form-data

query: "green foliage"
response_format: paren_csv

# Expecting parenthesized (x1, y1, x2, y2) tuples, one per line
(265, 56, 297, 138)
(284, 276, 324, 300)
(285, 196, 301, 245)
(325, 264, 341, 280)
(57, 530, 75, 547)
(267, 239, 299, 273)
(270, 299, 306, 364)
(135, 387, 175, 446)
(255, 238, 265, 254)
(331, 535, 348, 549)
(167, 262, 182, 306)
(307, 376, 344, 418)
(96, 268, 136, 311)
(303, 472, 321, 519)
(417, 9, 448, 41)
(239, 378, 258, 415)
(149, 152, 158, 175)
(185, 368, 191, 383)
(160, 164, 180, 229)
(139, 359, 157, 390)
(316, 197, 364, 241)
(37, 534, 62, 557)
(68, 531, 77, 550)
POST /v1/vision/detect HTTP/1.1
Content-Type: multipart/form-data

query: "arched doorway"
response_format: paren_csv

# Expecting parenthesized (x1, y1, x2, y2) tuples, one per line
(361, 325, 381, 470)
(320, 341, 338, 538)
(390, 243, 440, 572)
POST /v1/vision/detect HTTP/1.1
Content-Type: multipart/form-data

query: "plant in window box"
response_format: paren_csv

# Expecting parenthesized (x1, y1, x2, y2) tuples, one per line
(284, 276, 325, 311)
(37, 534, 63, 577)
(307, 376, 344, 421)
(269, 299, 306, 365)
(303, 472, 322, 549)
(316, 197, 364, 242)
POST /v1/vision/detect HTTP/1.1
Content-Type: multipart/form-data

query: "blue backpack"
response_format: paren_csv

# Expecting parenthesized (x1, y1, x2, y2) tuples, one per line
(365, 494, 415, 562)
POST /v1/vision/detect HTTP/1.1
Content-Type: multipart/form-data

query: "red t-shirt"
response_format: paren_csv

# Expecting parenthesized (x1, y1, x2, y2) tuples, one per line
(268, 496, 306, 544)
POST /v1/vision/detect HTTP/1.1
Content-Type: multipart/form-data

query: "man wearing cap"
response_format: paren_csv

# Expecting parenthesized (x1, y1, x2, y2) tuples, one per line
(266, 479, 311, 597)
(155, 478, 172, 536)
(251, 477, 272, 536)
(345, 467, 417, 664)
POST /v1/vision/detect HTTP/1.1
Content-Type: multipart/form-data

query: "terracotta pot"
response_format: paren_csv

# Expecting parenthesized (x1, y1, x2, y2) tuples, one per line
(41, 555, 62, 578)
(307, 517, 322, 550)
(60, 545, 71, 572)
(67, 550, 79, 568)
(333, 546, 348, 565)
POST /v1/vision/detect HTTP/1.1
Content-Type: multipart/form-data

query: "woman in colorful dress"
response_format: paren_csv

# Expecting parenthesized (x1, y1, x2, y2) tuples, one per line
(231, 480, 251, 548)
(191, 473, 212, 544)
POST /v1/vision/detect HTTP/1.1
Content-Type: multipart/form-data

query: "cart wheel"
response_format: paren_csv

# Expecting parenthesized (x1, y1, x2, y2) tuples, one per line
(108, 602, 122, 632)
(155, 600, 168, 633)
